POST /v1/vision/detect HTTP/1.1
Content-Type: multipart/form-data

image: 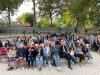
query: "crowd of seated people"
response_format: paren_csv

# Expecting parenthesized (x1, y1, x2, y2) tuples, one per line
(0, 33, 99, 71)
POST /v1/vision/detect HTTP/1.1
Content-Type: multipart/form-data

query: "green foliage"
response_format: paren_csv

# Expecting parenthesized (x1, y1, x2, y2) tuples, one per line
(0, 0, 24, 26)
(16, 12, 34, 27)
(60, 0, 100, 28)
(61, 10, 75, 27)
(37, 18, 50, 27)
(74, 27, 77, 33)
(37, 0, 66, 27)
(53, 18, 61, 27)
(98, 29, 100, 32)
(1, 0, 99, 28)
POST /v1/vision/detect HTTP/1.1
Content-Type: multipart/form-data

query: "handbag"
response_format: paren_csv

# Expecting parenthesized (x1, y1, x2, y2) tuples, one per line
(46, 54, 51, 57)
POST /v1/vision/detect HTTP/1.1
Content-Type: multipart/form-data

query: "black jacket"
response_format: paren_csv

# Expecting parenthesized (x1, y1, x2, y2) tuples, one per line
(26, 48, 36, 58)
(84, 39, 90, 44)
(5, 43, 11, 47)
(0, 42, 3, 47)
(35, 49, 43, 56)
(59, 45, 68, 58)
(16, 47, 26, 58)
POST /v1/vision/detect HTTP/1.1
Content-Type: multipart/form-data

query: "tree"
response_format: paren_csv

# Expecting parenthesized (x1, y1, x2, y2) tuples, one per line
(62, 0, 100, 28)
(61, 10, 75, 27)
(16, 12, 34, 26)
(0, 0, 24, 26)
(37, 18, 50, 27)
(32, 0, 36, 27)
(53, 18, 61, 27)
(37, 0, 66, 27)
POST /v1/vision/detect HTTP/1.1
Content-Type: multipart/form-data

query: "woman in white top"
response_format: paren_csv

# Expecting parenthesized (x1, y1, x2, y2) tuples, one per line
(7, 45, 17, 71)
(43, 43, 51, 69)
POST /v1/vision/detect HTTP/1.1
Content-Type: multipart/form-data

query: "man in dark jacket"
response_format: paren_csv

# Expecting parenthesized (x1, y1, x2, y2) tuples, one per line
(59, 41, 77, 70)
(15, 44, 26, 71)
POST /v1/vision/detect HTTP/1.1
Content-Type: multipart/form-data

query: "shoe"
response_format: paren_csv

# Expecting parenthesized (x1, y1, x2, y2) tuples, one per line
(28, 66, 30, 69)
(57, 67, 61, 71)
(7, 67, 13, 71)
(49, 64, 52, 68)
(31, 66, 34, 70)
(85, 60, 89, 63)
(38, 68, 41, 71)
(68, 67, 73, 70)
(22, 67, 25, 71)
(16, 68, 20, 72)
(79, 63, 82, 67)
(74, 62, 78, 65)
(92, 59, 95, 62)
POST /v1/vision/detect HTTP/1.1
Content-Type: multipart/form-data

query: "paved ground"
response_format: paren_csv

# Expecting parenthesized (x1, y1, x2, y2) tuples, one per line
(0, 52, 100, 75)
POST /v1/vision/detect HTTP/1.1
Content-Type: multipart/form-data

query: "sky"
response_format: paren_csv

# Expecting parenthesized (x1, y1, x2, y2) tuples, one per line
(11, 2, 33, 21)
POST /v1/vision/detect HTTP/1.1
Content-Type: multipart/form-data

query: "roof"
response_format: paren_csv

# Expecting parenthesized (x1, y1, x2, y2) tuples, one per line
(13, 24, 31, 27)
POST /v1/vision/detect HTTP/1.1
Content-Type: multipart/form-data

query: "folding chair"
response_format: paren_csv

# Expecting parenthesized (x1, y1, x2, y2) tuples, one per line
(0, 47, 6, 50)
(0, 49, 8, 63)
(7, 47, 11, 52)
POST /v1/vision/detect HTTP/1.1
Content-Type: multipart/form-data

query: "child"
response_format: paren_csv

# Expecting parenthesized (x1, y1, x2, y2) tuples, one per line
(7, 45, 17, 71)
(82, 45, 95, 63)
(68, 47, 74, 57)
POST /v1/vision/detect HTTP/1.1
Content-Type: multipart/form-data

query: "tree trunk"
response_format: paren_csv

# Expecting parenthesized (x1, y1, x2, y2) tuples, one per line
(49, 11, 52, 27)
(8, 8, 11, 27)
(50, 17, 52, 27)
(32, 0, 36, 27)
(76, 17, 78, 27)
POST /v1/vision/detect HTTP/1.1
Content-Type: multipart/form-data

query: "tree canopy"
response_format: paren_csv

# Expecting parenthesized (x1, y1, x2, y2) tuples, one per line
(16, 12, 34, 27)
(0, 0, 24, 26)
(0, 0, 100, 28)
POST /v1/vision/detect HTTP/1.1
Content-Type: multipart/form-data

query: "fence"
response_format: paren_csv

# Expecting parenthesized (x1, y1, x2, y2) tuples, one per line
(0, 26, 85, 34)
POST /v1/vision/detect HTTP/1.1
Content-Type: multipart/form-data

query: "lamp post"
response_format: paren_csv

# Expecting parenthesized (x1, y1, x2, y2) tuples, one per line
(23, 30, 26, 38)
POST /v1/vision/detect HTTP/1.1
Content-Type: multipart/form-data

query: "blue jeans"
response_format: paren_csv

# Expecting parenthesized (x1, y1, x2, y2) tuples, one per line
(36, 56, 43, 68)
(53, 55, 61, 67)
(27, 57, 34, 66)
(44, 56, 50, 64)
(86, 53, 93, 60)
